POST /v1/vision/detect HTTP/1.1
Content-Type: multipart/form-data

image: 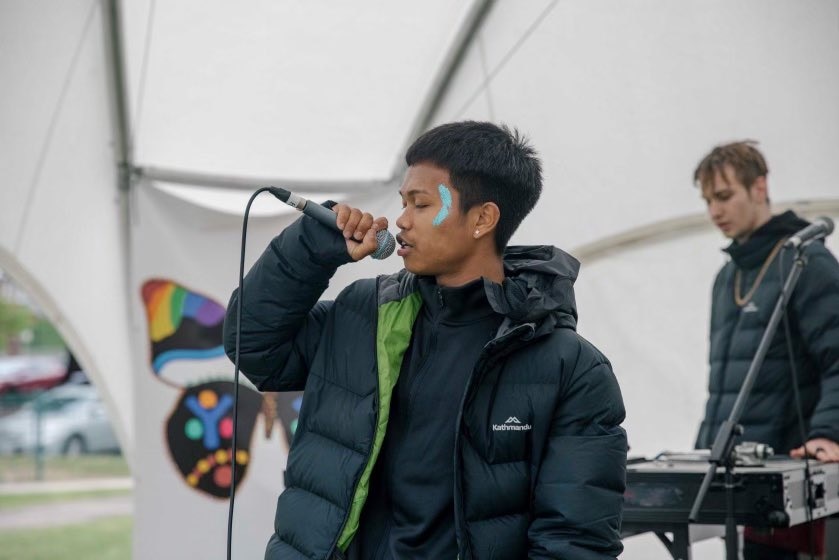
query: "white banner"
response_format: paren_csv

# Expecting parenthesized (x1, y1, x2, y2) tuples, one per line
(129, 180, 401, 559)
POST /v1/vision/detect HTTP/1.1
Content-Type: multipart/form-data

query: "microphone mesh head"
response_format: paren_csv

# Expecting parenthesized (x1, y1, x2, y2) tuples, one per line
(372, 230, 396, 260)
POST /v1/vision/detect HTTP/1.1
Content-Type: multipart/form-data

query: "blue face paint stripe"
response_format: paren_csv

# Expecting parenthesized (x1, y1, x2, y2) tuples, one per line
(433, 184, 452, 227)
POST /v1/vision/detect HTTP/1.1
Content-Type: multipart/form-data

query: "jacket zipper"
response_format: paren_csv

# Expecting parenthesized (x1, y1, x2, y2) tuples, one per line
(452, 354, 487, 560)
(452, 322, 535, 559)
(404, 292, 442, 420)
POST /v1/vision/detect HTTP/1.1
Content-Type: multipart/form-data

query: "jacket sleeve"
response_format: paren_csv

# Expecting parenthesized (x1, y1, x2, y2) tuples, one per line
(792, 245, 839, 443)
(695, 267, 729, 450)
(528, 354, 628, 559)
(222, 213, 352, 391)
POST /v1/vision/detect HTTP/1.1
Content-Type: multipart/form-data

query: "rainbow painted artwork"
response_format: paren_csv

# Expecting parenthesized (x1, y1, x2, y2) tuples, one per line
(141, 279, 226, 375)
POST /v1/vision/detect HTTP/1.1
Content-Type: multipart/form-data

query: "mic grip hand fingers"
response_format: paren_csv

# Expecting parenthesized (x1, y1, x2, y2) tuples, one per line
(353, 213, 375, 241)
(333, 205, 376, 242)
(331, 206, 393, 261)
(347, 223, 395, 261)
(331, 203, 350, 229)
(341, 208, 364, 240)
(347, 225, 378, 262)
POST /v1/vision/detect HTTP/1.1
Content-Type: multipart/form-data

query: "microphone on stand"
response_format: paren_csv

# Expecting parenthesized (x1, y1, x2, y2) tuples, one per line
(268, 187, 396, 260)
(784, 216, 834, 249)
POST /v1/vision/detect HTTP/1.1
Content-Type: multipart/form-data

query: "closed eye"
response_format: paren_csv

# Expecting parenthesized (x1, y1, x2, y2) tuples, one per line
(402, 202, 430, 209)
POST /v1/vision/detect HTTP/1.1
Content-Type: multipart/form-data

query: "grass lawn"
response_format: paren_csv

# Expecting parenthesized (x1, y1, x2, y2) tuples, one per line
(0, 453, 133, 558)
(0, 488, 131, 510)
(0, 516, 132, 560)
(0, 454, 130, 483)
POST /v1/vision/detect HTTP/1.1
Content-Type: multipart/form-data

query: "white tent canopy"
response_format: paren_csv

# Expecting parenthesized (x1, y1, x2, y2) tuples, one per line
(2, 1, 837, 558)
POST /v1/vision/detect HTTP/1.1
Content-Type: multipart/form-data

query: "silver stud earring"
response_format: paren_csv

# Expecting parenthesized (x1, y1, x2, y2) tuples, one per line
(474, 230, 480, 238)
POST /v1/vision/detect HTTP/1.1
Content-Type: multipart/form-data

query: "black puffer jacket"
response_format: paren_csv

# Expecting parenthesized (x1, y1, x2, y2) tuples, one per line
(224, 215, 628, 559)
(696, 211, 839, 452)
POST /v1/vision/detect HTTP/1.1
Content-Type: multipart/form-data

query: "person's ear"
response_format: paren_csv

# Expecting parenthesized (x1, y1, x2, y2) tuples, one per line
(752, 176, 769, 204)
(471, 202, 500, 240)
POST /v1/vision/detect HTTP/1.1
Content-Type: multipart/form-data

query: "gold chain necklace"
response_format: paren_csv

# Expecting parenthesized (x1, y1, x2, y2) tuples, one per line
(733, 237, 787, 307)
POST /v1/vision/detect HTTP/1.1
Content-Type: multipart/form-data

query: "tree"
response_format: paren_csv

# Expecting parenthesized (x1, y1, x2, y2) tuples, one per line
(0, 298, 34, 354)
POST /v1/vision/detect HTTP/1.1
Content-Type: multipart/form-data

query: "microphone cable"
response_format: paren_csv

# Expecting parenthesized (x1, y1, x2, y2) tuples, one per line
(777, 245, 816, 560)
(227, 186, 276, 560)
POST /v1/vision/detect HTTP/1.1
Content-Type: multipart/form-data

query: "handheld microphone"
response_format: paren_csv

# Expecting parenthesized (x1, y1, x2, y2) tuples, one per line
(784, 216, 835, 249)
(268, 187, 396, 260)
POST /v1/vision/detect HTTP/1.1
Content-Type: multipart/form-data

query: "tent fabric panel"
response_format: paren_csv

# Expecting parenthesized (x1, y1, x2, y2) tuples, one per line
(431, 0, 839, 250)
(0, 1, 136, 461)
(123, 1, 477, 181)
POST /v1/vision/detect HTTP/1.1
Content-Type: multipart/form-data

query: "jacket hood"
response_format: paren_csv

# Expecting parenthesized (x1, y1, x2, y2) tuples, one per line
(379, 245, 580, 333)
(725, 210, 810, 268)
(486, 245, 579, 332)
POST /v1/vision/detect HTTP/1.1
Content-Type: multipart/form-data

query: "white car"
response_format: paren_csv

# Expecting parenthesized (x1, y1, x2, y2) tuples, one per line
(0, 383, 120, 455)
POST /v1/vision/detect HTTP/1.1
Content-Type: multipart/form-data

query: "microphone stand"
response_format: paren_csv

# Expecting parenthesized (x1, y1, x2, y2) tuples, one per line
(688, 243, 810, 560)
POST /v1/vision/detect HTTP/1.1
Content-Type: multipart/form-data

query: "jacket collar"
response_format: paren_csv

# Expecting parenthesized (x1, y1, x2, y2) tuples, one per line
(379, 245, 580, 336)
(724, 210, 809, 269)
(416, 276, 497, 325)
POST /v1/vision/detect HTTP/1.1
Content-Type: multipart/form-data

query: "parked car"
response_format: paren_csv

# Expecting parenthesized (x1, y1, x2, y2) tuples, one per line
(0, 355, 65, 394)
(0, 383, 120, 455)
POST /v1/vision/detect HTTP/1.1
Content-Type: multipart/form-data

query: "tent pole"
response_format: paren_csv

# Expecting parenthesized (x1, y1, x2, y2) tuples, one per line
(573, 198, 839, 264)
(102, 0, 133, 193)
(395, 0, 495, 174)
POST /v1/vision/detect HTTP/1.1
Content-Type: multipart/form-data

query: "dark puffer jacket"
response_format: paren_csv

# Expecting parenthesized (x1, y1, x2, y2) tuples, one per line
(696, 211, 839, 452)
(224, 215, 628, 559)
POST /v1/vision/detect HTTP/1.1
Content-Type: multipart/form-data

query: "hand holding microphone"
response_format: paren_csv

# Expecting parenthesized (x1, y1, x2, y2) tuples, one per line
(268, 187, 396, 260)
(332, 203, 391, 262)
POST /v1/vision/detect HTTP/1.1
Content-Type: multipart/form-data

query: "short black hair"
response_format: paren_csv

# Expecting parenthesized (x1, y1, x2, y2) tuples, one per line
(405, 121, 542, 253)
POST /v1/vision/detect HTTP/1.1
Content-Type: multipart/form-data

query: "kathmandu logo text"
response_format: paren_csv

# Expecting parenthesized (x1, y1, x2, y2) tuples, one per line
(493, 416, 532, 431)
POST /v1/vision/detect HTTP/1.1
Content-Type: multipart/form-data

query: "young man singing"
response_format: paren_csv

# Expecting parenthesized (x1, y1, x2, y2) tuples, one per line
(224, 121, 627, 559)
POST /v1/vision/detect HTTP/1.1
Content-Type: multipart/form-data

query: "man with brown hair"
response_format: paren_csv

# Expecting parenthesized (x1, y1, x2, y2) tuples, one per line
(694, 140, 839, 558)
